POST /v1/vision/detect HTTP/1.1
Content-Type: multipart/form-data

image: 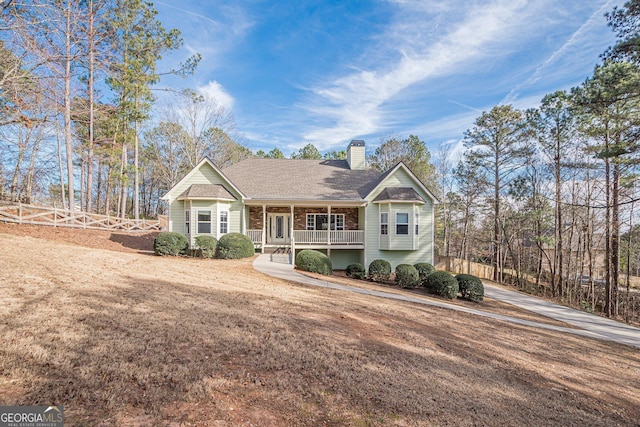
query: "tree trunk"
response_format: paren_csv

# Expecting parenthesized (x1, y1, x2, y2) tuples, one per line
(120, 141, 127, 219)
(134, 96, 139, 221)
(64, 0, 75, 214)
(493, 159, 500, 282)
(25, 135, 41, 204)
(612, 162, 620, 317)
(86, 0, 95, 213)
(56, 125, 67, 210)
(604, 149, 612, 318)
(555, 131, 564, 297)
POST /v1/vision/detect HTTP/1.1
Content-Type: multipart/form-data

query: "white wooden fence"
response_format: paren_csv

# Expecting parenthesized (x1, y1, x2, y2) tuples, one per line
(0, 201, 162, 232)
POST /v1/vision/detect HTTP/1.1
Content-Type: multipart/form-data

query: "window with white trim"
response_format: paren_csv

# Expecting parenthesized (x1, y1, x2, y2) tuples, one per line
(305, 214, 345, 230)
(415, 212, 419, 235)
(197, 210, 212, 234)
(380, 212, 388, 235)
(396, 212, 409, 235)
(219, 211, 228, 234)
(185, 210, 190, 234)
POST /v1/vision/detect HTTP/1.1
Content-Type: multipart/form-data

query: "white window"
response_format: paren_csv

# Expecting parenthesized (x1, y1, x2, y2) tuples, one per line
(396, 212, 409, 235)
(197, 210, 212, 234)
(219, 211, 228, 234)
(185, 210, 190, 234)
(380, 213, 388, 235)
(415, 212, 419, 235)
(306, 214, 345, 230)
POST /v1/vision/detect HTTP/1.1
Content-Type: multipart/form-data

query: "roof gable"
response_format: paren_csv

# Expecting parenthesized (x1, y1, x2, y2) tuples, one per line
(364, 162, 439, 204)
(162, 158, 245, 201)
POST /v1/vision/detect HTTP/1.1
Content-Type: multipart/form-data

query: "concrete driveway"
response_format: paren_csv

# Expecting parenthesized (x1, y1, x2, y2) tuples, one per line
(253, 254, 640, 349)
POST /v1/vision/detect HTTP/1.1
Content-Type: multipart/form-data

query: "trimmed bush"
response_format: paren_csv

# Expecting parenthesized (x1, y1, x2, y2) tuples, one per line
(456, 274, 484, 302)
(295, 250, 332, 275)
(368, 259, 391, 282)
(423, 271, 459, 299)
(215, 233, 255, 259)
(414, 262, 436, 287)
(395, 264, 420, 288)
(346, 263, 365, 279)
(195, 235, 218, 259)
(153, 232, 188, 256)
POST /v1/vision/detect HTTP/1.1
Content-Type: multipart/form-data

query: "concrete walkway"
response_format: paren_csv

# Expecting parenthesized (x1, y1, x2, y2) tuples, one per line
(253, 254, 640, 349)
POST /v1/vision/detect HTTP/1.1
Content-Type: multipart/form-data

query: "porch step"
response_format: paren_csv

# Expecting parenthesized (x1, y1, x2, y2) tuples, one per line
(263, 246, 291, 255)
(270, 253, 292, 264)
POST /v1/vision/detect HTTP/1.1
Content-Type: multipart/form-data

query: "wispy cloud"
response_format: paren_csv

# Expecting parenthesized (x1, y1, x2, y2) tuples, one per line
(155, 1, 254, 74)
(300, 0, 547, 148)
(502, 0, 617, 104)
(155, 1, 226, 29)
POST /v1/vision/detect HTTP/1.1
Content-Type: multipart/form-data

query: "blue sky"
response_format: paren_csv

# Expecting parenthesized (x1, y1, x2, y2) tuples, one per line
(154, 0, 619, 158)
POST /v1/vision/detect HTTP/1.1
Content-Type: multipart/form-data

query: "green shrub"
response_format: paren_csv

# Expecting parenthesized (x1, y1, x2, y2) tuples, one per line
(424, 271, 459, 299)
(395, 264, 420, 288)
(295, 250, 332, 275)
(195, 235, 218, 259)
(346, 263, 365, 279)
(456, 274, 484, 302)
(153, 232, 188, 256)
(368, 259, 391, 282)
(215, 233, 255, 259)
(414, 262, 436, 287)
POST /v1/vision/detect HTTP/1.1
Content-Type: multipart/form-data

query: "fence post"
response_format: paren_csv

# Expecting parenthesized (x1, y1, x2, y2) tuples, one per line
(18, 202, 22, 224)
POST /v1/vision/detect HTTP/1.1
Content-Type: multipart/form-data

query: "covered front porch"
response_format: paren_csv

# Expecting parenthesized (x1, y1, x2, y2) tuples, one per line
(244, 204, 365, 251)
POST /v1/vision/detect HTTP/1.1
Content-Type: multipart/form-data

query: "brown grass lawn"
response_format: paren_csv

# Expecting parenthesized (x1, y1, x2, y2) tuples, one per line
(1, 225, 639, 426)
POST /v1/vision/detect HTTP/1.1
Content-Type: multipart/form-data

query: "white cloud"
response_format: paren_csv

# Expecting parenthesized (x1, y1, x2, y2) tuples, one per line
(198, 81, 235, 110)
(300, 0, 548, 148)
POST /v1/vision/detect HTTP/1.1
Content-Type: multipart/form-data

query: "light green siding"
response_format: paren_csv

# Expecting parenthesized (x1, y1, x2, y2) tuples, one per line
(165, 161, 244, 247)
(329, 250, 363, 270)
(363, 166, 434, 270)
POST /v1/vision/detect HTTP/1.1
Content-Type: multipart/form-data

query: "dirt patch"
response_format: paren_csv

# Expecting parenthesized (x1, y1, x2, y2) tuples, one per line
(0, 222, 157, 253)
(1, 227, 639, 426)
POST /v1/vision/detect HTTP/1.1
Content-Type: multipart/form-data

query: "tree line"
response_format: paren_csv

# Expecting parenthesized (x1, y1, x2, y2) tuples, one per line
(437, 1, 640, 322)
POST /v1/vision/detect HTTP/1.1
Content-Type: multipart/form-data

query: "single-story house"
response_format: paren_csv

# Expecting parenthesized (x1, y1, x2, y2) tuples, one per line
(161, 140, 438, 269)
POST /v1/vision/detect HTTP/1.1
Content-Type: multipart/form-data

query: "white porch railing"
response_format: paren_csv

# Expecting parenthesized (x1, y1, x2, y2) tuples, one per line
(247, 229, 364, 246)
(294, 230, 364, 245)
(246, 229, 263, 244)
(330, 230, 364, 244)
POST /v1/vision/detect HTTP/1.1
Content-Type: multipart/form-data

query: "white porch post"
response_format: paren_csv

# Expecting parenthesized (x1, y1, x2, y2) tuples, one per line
(327, 205, 331, 260)
(241, 204, 246, 234)
(290, 204, 295, 264)
(261, 204, 266, 253)
(327, 205, 331, 246)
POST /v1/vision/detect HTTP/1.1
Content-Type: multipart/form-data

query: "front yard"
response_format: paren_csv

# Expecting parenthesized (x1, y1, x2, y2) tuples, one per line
(0, 225, 639, 425)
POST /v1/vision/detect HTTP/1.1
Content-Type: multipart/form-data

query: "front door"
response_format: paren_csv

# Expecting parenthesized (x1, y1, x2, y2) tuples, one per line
(268, 213, 291, 244)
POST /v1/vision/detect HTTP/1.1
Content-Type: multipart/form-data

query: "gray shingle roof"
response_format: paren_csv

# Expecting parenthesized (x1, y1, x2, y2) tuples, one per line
(372, 187, 425, 203)
(221, 159, 383, 200)
(178, 184, 237, 200)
